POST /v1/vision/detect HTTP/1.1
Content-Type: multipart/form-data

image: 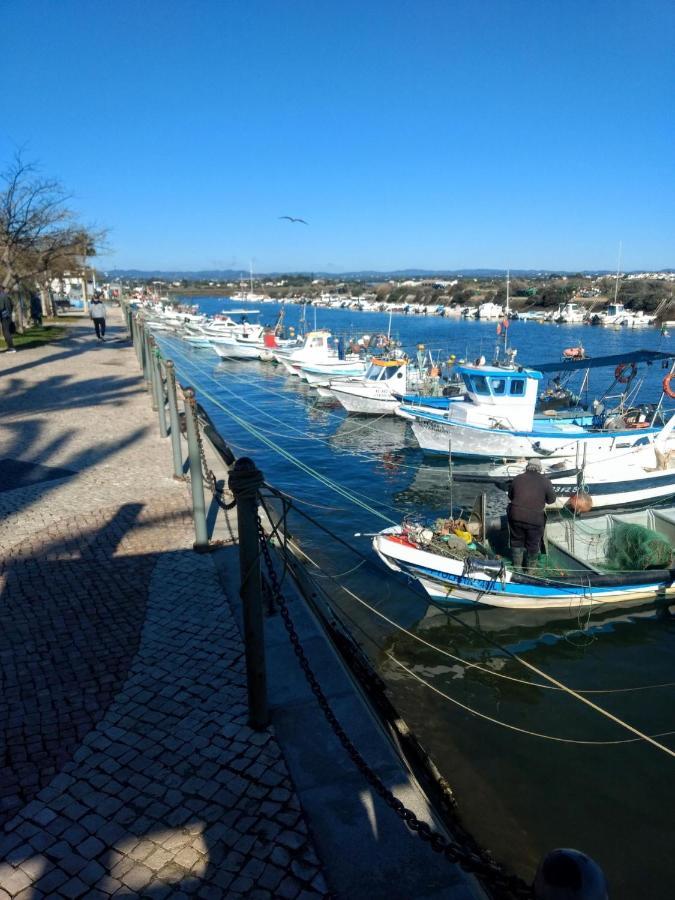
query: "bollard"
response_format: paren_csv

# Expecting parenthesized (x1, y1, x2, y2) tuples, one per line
(148, 336, 160, 412)
(143, 327, 153, 392)
(150, 341, 168, 437)
(140, 323, 150, 385)
(132, 316, 141, 365)
(533, 848, 608, 899)
(182, 387, 210, 551)
(229, 457, 268, 730)
(165, 361, 186, 479)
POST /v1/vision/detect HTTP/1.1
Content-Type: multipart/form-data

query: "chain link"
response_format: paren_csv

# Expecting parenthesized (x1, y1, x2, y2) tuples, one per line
(185, 393, 236, 511)
(256, 515, 533, 900)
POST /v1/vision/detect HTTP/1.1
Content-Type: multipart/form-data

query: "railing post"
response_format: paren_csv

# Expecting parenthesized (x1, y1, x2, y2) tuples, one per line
(148, 336, 160, 412)
(229, 457, 268, 730)
(140, 322, 150, 386)
(132, 315, 141, 366)
(165, 361, 185, 479)
(182, 387, 210, 551)
(150, 340, 168, 437)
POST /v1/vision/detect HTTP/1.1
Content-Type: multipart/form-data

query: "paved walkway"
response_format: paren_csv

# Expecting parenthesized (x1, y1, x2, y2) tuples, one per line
(0, 313, 328, 898)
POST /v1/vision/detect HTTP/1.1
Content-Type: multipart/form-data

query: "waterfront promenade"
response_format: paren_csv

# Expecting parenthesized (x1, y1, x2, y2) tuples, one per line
(0, 310, 481, 898)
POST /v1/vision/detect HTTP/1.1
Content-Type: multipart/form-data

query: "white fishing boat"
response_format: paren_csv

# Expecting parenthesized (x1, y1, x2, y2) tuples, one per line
(301, 359, 368, 387)
(273, 330, 340, 376)
(553, 302, 586, 324)
(478, 413, 675, 511)
(477, 301, 504, 320)
(373, 507, 675, 612)
(330, 359, 427, 415)
(212, 333, 264, 360)
(401, 350, 675, 461)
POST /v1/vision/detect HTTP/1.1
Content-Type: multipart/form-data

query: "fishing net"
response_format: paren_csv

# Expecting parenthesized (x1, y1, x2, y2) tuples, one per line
(605, 523, 673, 571)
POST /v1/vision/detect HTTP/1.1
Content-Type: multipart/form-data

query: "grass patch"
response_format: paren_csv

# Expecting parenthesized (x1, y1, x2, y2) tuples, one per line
(1, 323, 68, 351)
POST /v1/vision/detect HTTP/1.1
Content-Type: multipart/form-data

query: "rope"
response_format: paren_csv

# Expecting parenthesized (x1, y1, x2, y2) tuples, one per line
(167, 357, 398, 524)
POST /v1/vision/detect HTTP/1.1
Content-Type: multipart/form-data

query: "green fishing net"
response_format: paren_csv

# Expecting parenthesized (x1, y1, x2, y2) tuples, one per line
(605, 523, 673, 571)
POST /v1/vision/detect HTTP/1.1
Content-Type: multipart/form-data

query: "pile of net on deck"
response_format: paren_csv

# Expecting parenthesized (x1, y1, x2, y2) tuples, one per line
(605, 523, 673, 571)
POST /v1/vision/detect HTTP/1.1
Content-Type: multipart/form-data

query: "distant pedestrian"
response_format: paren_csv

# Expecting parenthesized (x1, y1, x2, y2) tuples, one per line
(29, 290, 43, 326)
(0, 290, 16, 353)
(508, 458, 556, 571)
(90, 297, 107, 341)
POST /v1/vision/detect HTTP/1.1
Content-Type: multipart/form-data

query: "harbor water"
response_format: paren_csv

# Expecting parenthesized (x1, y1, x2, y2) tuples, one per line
(160, 298, 675, 899)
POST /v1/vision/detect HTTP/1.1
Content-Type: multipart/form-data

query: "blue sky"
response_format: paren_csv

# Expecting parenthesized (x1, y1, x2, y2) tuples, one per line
(2, 0, 673, 272)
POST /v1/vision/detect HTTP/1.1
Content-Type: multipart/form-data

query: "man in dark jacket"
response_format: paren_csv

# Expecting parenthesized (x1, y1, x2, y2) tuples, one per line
(508, 458, 556, 571)
(0, 291, 16, 352)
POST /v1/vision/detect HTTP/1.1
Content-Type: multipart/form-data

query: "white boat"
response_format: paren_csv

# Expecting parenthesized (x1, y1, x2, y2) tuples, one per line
(401, 351, 675, 461)
(300, 359, 367, 386)
(553, 302, 586, 324)
(274, 330, 340, 376)
(482, 414, 675, 511)
(373, 507, 675, 612)
(477, 301, 504, 320)
(330, 359, 427, 415)
(212, 334, 264, 360)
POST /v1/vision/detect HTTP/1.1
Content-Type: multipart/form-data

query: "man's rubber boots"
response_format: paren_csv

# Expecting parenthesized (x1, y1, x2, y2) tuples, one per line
(511, 547, 524, 570)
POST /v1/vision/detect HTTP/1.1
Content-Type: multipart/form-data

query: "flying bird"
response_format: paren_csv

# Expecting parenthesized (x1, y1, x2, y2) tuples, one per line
(279, 216, 309, 225)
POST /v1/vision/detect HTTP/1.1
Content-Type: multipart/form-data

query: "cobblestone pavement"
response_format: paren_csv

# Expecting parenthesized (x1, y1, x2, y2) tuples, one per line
(0, 313, 330, 897)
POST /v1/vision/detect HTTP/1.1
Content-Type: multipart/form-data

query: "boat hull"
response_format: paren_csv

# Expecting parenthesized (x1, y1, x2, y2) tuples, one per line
(408, 413, 660, 461)
(373, 530, 675, 612)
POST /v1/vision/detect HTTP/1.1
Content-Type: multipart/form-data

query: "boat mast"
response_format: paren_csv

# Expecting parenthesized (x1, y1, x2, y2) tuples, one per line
(613, 241, 622, 306)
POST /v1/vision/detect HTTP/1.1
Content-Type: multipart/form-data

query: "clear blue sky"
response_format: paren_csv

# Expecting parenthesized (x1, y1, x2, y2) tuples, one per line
(2, 0, 673, 273)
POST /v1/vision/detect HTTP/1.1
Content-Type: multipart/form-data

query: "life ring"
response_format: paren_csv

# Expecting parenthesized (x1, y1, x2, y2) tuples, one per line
(663, 374, 675, 399)
(615, 362, 637, 384)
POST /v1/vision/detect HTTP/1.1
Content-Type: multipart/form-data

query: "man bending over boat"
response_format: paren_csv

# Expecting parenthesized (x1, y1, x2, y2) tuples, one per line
(507, 459, 556, 572)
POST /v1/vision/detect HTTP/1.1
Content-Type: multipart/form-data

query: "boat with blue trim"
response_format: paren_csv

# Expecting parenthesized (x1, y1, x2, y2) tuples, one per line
(400, 350, 674, 461)
(373, 506, 675, 611)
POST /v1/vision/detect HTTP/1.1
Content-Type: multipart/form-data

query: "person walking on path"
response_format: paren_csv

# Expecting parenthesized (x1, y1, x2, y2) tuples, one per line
(0, 290, 16, 352)
(90, 295, 107, 341)
(508, 458, 556, 572)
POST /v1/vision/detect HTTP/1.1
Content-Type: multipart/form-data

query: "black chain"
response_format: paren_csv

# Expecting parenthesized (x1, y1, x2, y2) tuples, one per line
(256, 515, 532, 900)
(186, 394, 236, 510)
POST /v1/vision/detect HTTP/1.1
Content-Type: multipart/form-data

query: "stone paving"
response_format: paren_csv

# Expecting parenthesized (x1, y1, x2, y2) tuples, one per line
(0, 311, 330, 897)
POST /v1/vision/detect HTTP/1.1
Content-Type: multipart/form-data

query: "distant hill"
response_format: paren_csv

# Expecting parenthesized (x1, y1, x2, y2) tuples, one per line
(104, 267, 674, 281)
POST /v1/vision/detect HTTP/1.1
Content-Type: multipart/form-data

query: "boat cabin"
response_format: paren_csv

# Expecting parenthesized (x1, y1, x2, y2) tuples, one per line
(364, 359, 406, 380)
(455, 363, 542, 431)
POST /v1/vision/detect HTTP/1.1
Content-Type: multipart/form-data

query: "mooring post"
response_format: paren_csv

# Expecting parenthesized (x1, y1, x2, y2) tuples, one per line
(182, 387, 209, 551)
(229, 457, 269, 730)
(533, 848, 608, 899)
(140, 321, 150, 386)
(165, 361, 185, 478)
(148, 335, 160, 411)
(131, 314, 139, 363)
(150, 340, 168, 437)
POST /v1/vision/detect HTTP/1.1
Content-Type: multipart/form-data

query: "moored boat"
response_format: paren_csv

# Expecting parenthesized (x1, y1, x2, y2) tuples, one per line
(373, 506, 675, 612)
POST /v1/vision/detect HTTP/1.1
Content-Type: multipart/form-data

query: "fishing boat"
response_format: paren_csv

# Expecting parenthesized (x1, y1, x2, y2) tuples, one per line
(273, 330, 342, 375)
(330, 358, 433, 415)
(552, 302, 586, 324)
(373, 506, 675, 612)
(484, 412, 675, 510)
(401, 349, 675, 461)
(300, 359, 368, 386)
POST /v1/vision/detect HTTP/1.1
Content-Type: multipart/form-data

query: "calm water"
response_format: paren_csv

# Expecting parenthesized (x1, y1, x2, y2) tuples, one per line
(160, 298, 675, 898)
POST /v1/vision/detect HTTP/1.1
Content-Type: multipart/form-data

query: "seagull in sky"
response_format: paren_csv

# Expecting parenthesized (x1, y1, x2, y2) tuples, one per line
(279, 216, 309, 225)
